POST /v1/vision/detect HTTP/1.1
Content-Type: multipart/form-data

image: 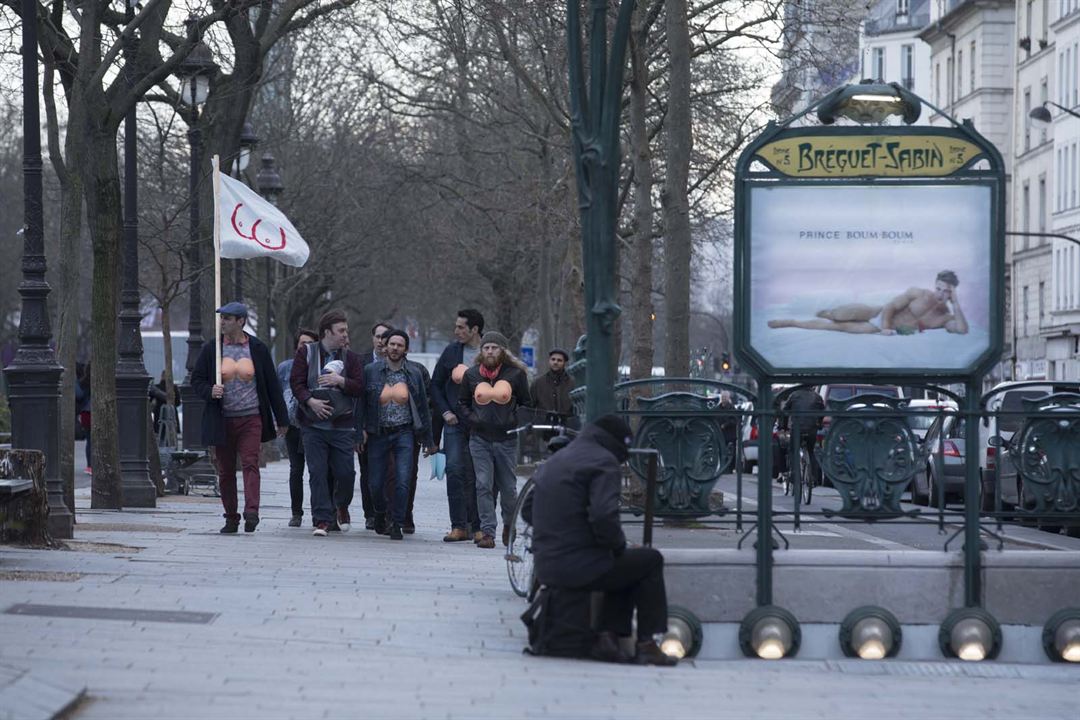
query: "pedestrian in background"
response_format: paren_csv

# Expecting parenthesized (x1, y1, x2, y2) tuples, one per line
(277, 327, 319, 527)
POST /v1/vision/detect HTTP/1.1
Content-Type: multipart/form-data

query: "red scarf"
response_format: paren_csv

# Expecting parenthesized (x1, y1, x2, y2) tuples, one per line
(479, 363, 502, 381)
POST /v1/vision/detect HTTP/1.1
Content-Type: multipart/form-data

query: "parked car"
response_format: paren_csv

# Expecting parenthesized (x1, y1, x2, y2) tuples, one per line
(980, 382, 1077, 509)
(912, 414, 967, 507)
(905, 398, 958, 441)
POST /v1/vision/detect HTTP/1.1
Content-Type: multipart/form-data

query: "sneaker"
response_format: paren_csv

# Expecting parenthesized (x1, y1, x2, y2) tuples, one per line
(389, 523, 404, 540)
(243, 512, 259, 533)
(634, 640, 678, 666)
(336, 507, 351, 533)
(373, 513, 390, 536)
(477, 534, 496, 549)
(443, 528, 470, 542)
(364, 516, 376, 530)
(220, 521, 240, 534)
(502, 525, 511, 547)
(288, 515, 302, 528)
(313, 523, 329, 537)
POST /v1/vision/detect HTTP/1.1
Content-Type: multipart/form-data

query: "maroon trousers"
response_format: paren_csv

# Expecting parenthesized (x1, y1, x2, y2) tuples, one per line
(215, 414, 263, 521)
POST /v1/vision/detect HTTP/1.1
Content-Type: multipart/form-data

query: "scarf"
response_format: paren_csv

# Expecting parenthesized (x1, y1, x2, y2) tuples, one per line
(479, 363, 502, 381)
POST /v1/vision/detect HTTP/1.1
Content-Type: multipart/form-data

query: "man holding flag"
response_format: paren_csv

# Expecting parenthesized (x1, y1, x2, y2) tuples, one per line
(192, 302, 289, 533)
(190, 155, 312, 534)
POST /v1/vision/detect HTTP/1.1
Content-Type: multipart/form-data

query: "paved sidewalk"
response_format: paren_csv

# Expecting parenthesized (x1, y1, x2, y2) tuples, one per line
(0, 456, 1075, 719)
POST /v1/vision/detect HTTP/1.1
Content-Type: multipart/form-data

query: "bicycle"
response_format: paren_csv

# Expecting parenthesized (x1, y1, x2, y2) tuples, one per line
(504, 422, 578, 599)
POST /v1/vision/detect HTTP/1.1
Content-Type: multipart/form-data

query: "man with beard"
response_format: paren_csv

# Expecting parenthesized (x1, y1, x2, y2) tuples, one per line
(431, 309, 485, 542)
(290, 309, 366, 537)
(457, 331, 531, 549)
(530, 348, 576, 422)
(362, 329, 435, 539)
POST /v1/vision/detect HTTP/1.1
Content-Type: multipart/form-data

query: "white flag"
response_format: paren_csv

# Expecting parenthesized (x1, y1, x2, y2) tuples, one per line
(216, 173, 310, 267)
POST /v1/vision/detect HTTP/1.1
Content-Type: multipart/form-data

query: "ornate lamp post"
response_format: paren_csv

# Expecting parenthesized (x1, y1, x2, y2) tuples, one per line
(176, 18, 218, 452)
(232, 122, 259, 300)
(114, 0, 155, 507)
(256, 153, 283, 344)
(567, 0, 635, 421)
(6, 0, 70, 537)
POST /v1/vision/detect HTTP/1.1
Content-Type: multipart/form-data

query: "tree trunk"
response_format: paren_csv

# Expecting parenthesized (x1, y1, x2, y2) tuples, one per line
(85, 129, 124, 510)
(45, 63, 85, 518)
(628, 6, 655, 381)
(661, 0, 693, 378)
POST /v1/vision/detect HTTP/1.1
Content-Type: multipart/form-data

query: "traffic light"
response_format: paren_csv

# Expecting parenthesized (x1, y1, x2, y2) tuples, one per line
(720, 352, 731, 373)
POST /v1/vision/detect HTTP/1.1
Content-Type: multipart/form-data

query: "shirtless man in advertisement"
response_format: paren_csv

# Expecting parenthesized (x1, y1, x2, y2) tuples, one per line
(768, 270, 969, 336)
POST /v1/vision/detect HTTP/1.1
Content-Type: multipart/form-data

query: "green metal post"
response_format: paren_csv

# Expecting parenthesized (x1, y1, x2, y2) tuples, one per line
(756, 383, 774, 606)
(963, 378, 982, 607)
(567, 0, 635, 421)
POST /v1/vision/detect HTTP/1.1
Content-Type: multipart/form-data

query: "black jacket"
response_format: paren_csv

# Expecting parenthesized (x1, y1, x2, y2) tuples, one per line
(431, 342, 469, 424)
(523, 424, 628, 588)
(361, 359, 434, 448)
(191, 333, 289, 448)
(456, 362, 531, 441)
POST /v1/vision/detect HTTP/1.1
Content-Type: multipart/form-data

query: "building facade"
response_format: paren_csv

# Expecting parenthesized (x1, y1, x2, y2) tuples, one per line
(861, 0, 933, 106)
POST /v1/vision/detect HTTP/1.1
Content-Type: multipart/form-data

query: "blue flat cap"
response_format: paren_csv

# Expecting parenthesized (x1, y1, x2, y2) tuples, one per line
(216, 301, 249, 317)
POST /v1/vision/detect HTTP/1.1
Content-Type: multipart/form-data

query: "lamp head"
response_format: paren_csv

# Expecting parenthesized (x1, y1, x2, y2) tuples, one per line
(817, 81, 921, 125)
(1028, 104, 1054, 126)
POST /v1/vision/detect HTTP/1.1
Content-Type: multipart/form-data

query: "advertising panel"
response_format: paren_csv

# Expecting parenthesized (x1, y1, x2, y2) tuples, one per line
(748, 183, 992, 372)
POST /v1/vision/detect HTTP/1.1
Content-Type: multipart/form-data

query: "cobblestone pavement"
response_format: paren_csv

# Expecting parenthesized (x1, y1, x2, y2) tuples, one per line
(0, 456, 1075, 720)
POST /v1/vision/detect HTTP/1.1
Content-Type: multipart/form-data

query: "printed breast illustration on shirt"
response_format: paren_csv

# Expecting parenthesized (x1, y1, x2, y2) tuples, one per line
(221, 357, 255, 383)
(474, 380, 513, 405)
(451, 364, 469, 384)
(380, 383, 410, 405)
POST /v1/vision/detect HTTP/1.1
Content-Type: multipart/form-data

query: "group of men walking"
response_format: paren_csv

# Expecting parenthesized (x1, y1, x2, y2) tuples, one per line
(192, 304, 575, 546)
(190, 302, 675, 665)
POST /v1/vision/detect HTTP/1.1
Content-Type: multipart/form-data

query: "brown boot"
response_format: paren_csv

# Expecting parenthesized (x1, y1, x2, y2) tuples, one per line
(443, 528, 470, 543)
(634, 639, 678, 666)
(477, 534, 496, 549)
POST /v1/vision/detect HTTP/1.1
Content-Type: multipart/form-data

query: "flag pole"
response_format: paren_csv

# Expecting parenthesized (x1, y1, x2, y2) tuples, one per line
(212, 155, 223, 386)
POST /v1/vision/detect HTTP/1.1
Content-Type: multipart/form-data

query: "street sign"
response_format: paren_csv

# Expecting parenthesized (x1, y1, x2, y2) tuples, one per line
(520, 345, 535, 369)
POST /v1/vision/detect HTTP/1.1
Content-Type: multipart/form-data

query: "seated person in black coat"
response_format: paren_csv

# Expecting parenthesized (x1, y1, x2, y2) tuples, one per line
(523, 414, 676, 666)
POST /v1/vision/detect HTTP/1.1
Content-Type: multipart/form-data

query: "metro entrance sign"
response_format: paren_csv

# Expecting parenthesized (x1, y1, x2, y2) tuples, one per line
(733, 112, 1005, 382)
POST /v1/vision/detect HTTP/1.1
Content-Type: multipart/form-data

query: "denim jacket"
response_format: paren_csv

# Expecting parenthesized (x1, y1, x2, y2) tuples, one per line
(361, 359, 434, 448)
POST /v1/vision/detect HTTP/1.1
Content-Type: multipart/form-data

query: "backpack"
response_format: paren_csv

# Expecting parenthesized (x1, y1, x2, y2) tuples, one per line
(520, 587, 595, 658)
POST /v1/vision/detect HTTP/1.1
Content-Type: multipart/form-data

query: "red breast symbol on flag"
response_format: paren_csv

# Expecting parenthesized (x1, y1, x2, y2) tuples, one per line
(231, 203, 287, 251)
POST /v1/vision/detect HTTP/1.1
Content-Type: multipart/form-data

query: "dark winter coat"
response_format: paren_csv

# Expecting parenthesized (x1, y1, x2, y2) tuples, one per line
(289, 342, 366, 433)
(522, 423, 628, 588)
(529, 370, 576, 417)
(190, 333, 289, 448)
(430, 341, 469, 424)
(456, 362, 531, 441)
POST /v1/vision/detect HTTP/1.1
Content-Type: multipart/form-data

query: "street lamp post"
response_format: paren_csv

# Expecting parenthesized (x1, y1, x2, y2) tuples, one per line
(115, 0, 156, 507)
(6, 0, 70, 537)
(176, 19, 218, 452)
(256, 153, 283, 345)
(232, 123, 259, 301)
(566, 0, 636, 421)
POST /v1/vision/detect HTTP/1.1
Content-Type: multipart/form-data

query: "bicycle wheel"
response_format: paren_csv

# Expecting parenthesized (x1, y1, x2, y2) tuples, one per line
(800, 449, 813, 505)
(506, 478, 536, 598)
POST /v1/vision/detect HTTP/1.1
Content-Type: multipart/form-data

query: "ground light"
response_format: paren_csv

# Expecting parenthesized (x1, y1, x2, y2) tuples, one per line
(1043, 608, 1080, 662)
(660, 606, 703, 660)
(816, 81, 922, 125)
(739, 606, 800, 659)
(939, 608, 1001, 661)
(839, 606, 902, 659)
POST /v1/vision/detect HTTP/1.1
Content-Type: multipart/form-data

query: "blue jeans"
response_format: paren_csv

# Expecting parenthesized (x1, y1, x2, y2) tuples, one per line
(368, 428, 416, 525)
(302, 427, 355, 525)
(470, 435, 518, 537)
(443, 424, 479, 531)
